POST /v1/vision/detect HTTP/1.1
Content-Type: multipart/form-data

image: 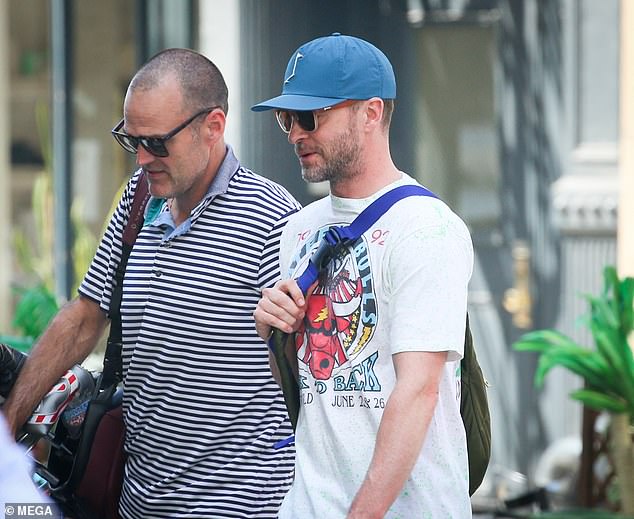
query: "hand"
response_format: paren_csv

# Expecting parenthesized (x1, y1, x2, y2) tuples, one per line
(254, 279, 308, 339)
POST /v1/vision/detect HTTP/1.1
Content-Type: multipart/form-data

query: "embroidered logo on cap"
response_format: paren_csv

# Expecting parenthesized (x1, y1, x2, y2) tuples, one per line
(284, 51, 304, 84)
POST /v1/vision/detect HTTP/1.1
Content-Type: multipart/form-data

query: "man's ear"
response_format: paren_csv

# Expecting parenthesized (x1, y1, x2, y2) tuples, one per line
(204, 108, 226, 143)
(363, 98, 384, 130)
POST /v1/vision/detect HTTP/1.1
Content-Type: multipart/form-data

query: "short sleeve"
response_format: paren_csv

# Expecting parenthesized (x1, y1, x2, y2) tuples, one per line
(384, 204, 473, 361)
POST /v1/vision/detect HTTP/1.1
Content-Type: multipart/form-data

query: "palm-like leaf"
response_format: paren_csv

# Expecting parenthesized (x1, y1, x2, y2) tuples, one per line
(569, 388, 628, 414)
(513, 266, 634, 420)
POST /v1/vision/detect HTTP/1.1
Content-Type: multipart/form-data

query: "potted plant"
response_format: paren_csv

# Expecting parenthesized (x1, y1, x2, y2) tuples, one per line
(514, 266, 634, 516)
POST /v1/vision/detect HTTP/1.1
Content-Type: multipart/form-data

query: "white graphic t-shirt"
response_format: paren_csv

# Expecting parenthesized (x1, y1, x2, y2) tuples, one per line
(278, 173, 474, 518)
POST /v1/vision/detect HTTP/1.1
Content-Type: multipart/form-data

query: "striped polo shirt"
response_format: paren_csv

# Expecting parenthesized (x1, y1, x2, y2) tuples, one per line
(79, 146, 300, 518)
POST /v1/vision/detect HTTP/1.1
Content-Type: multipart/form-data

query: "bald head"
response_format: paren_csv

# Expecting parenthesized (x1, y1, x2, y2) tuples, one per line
(129, 48, 229, 116)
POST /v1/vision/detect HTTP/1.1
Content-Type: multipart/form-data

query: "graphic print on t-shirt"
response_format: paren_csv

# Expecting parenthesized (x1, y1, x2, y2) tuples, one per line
(290, 226, 377, 382)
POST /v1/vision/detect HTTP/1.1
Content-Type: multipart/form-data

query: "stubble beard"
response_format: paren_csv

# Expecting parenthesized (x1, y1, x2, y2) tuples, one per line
(147, 131, 208, 202)
(300, 125, 362, 186)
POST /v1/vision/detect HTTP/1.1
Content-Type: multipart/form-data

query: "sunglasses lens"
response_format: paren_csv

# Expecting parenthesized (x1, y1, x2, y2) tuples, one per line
(113, 133, 140, 154)
(143, 138, 169, 157)
(296, 111, 316, 132)
(275, 110, 316, 133)
(276, 111, 293, 133)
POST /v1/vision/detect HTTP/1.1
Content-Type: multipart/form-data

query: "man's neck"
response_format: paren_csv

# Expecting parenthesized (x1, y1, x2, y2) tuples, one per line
(171, 142, 227, 224)
(330, 164, 401, 199)
(329, 133, 400, 198)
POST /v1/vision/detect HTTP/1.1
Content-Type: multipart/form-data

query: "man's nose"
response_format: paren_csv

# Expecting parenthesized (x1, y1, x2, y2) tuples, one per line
(136, 145, 155, 166)
(288, 119, 308, 144)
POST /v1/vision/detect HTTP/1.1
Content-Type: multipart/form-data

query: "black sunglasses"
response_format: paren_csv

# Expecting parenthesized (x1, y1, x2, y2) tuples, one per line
(275, 100, 356, 134)
(111, 106, 220, 157)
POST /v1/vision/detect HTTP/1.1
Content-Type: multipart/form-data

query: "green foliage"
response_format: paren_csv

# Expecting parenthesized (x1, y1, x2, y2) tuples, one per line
(514, 266, 634, 420)
(3, 102, 97, 351)
(7, 173, 97, 351)
(0, 285, 59, 352)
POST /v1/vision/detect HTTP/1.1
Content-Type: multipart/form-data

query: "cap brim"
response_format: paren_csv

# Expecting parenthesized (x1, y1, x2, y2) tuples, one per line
(251, 94, 347, 112)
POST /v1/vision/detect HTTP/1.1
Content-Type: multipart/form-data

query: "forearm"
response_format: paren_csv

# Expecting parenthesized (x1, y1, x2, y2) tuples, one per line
(348, 384, 437, 519)
(2, 296, 107, 434)
(348, 350, 446, 519)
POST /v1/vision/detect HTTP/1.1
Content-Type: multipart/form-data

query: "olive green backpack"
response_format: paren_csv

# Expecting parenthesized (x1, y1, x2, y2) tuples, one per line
(461, 314, 491, 495)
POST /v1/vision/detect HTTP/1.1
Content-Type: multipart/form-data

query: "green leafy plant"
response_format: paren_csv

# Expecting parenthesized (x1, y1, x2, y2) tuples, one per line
(0, 285, 59, 353)
(514, 266, 634, 516)
(514, 266, 634, 419)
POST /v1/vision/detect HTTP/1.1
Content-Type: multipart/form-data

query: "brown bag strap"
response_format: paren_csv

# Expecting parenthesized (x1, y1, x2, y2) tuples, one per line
(102, 171, 150, 389)
(122, 171, 150, 247)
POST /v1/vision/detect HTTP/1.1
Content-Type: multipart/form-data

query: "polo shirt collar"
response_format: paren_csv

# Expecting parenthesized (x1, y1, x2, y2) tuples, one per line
(191, 144, 237, 219)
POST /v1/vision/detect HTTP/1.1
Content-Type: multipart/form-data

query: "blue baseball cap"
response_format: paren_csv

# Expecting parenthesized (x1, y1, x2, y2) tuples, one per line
(251, 33, 396, 112)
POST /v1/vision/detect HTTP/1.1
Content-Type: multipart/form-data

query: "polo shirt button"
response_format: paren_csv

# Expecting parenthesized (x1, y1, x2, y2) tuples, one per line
(154, 269, 162, 277)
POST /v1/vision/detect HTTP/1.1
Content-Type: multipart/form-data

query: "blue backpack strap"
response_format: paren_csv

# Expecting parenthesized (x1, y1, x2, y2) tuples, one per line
(295, 184, 437, 294)
(334, 184, 437, 242)
(272, 183, 439, 439)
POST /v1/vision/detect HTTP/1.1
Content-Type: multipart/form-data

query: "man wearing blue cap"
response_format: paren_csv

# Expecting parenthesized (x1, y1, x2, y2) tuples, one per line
(252, 34, 473, 517)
